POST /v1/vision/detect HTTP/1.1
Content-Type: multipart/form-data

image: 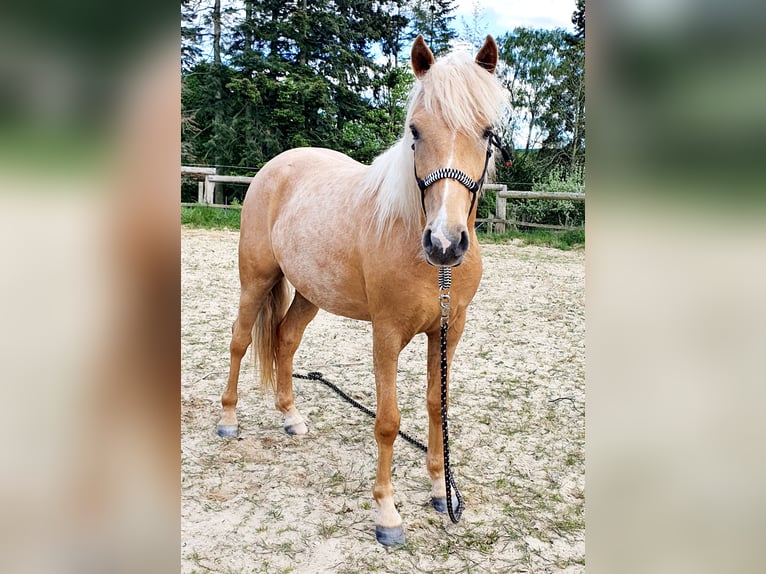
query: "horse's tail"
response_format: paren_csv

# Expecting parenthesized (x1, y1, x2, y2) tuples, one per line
(252, 277, 291, 394)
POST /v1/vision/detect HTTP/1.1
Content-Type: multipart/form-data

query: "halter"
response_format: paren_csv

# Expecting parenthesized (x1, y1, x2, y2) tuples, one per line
(413, 131, 512, 216)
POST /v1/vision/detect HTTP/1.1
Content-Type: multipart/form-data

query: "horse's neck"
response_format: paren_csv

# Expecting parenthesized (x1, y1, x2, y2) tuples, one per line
(365, 142, 422, 239)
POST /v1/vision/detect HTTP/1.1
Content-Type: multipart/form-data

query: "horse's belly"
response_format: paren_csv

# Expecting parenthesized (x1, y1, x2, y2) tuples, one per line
(281, 261, 371, 321)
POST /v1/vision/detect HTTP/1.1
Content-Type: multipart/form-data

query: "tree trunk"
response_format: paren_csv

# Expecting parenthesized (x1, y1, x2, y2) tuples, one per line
(213, 0, 221, 65)
(212, 0, 222, 192)
(570, 72, 584, 172)
(525, 109, 536, 153)
(244, 0, 253, 54)
(299, 0, 307, 67)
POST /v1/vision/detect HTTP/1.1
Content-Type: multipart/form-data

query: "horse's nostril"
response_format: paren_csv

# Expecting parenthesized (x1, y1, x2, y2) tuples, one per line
(422, 228, 433, 253)
(458, 230, 470, 253)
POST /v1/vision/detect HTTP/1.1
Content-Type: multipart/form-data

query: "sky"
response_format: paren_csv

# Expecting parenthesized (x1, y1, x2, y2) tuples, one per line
(453, 0, 576, 38)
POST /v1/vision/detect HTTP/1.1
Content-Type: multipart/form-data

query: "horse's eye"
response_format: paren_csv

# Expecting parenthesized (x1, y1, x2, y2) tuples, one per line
(410, 125, 420, 140)
(483, 127, 492, 139)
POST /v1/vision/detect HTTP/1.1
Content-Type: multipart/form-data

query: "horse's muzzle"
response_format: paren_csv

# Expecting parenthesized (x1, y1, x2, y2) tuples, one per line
(422, 226, 470, 267)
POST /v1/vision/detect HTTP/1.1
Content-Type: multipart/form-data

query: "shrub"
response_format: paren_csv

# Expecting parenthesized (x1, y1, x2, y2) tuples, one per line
(510, 166, 585, 228)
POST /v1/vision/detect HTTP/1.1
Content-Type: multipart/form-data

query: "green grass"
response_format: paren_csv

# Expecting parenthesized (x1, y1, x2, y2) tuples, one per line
(478, 228, 585, 250)
(181, 205, 584, 249)
(182, 205, 241, 229)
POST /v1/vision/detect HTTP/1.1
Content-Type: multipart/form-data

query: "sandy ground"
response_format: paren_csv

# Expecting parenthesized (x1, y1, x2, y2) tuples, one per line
(181, 228, 584, 573)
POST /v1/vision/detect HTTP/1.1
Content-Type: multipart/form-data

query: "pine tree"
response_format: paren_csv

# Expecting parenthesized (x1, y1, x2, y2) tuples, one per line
(572, 0, 585, 40)
(182, 0, 413, 171)
(408, 0, 457, 55)
(181, 0, 204, 72)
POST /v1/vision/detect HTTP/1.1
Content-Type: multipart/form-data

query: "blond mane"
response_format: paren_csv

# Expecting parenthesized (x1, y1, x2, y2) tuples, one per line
(362, 50, 508, 238)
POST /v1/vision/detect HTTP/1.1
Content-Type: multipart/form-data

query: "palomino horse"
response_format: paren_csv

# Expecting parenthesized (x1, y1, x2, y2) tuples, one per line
(217, 35, 507, 545)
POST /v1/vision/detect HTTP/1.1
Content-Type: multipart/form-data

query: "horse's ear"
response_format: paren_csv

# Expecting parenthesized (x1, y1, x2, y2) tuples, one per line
(475, 35, 498, 74)
(411, 34, 435, 78)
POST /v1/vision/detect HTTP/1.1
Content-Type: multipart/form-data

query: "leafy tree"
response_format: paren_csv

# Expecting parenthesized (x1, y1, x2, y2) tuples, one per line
(345, 67, 414, 163)
(182, 62, 239, 167)
(540, 34, 584, 173)
(497, 5, 585, 180)
(459, 0, 489, 49)
(535, 1, 585, 173)
(498, 27, 568, 154)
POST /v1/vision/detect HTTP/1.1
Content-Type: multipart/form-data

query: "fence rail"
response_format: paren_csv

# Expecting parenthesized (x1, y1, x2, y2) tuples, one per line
(181, 168, 584, 231)
(181, 166, 216, 176)
(206, 175, 255, 184)
(477, 184, 585, 233)
(181, 168, 256, 204)
(498, 190, 585, 201)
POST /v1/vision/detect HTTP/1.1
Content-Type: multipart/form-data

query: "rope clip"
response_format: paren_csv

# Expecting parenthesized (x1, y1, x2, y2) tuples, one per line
(439, 292, 451, 325)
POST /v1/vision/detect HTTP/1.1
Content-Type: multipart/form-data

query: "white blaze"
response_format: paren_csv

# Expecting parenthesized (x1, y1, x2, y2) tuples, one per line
(431, 201, 452, 254)
(430, 135, 457, 254)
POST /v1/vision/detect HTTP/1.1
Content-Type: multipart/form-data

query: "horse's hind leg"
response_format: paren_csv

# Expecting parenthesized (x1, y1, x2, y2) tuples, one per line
(275, 291, 318, 435)
(217, 277, 280, 437)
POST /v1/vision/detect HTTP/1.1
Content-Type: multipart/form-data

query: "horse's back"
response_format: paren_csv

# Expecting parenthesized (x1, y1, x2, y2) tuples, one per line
(244, 147, 361, 201)
(242, 146, 367, 232)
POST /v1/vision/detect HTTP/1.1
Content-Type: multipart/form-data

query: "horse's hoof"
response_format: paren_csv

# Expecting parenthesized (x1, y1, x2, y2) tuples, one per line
(431, 494, 460, 514)
(216, 424, 239, 438)
(284, 421, 308, 436)
(375, 525, 405, 546)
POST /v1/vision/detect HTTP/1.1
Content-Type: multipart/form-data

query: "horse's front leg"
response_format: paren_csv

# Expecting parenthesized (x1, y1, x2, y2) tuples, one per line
(371, 324, 406, 546)
(426, 309, 466, 513)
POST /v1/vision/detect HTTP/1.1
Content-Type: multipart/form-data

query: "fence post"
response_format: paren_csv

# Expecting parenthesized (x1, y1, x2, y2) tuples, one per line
(204, 176, 215, 204)
(197, 181, 204, 204)
(485, 184, 508, 234)
(495, 195, 507, 234)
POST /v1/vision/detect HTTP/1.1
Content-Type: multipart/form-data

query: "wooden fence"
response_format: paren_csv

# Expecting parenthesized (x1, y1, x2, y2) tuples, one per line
(477, 184, 585, 233)
(182, 167, 252, 205)
(181, 168, 585, 230)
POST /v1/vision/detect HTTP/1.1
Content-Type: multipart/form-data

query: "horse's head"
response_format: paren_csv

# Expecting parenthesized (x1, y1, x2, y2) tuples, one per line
(408, 35, 503, 267)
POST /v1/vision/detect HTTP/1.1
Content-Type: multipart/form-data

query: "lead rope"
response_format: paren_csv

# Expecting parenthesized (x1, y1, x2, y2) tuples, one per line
(292, 371, 427, 453)
(439, 266, 464, 523)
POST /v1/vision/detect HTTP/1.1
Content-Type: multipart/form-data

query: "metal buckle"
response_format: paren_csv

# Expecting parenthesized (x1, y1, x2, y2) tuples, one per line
(439, 292, 450, 325)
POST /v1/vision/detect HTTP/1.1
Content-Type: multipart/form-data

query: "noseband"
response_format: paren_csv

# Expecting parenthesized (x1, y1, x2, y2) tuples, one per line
(413, 132, 512, 216)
